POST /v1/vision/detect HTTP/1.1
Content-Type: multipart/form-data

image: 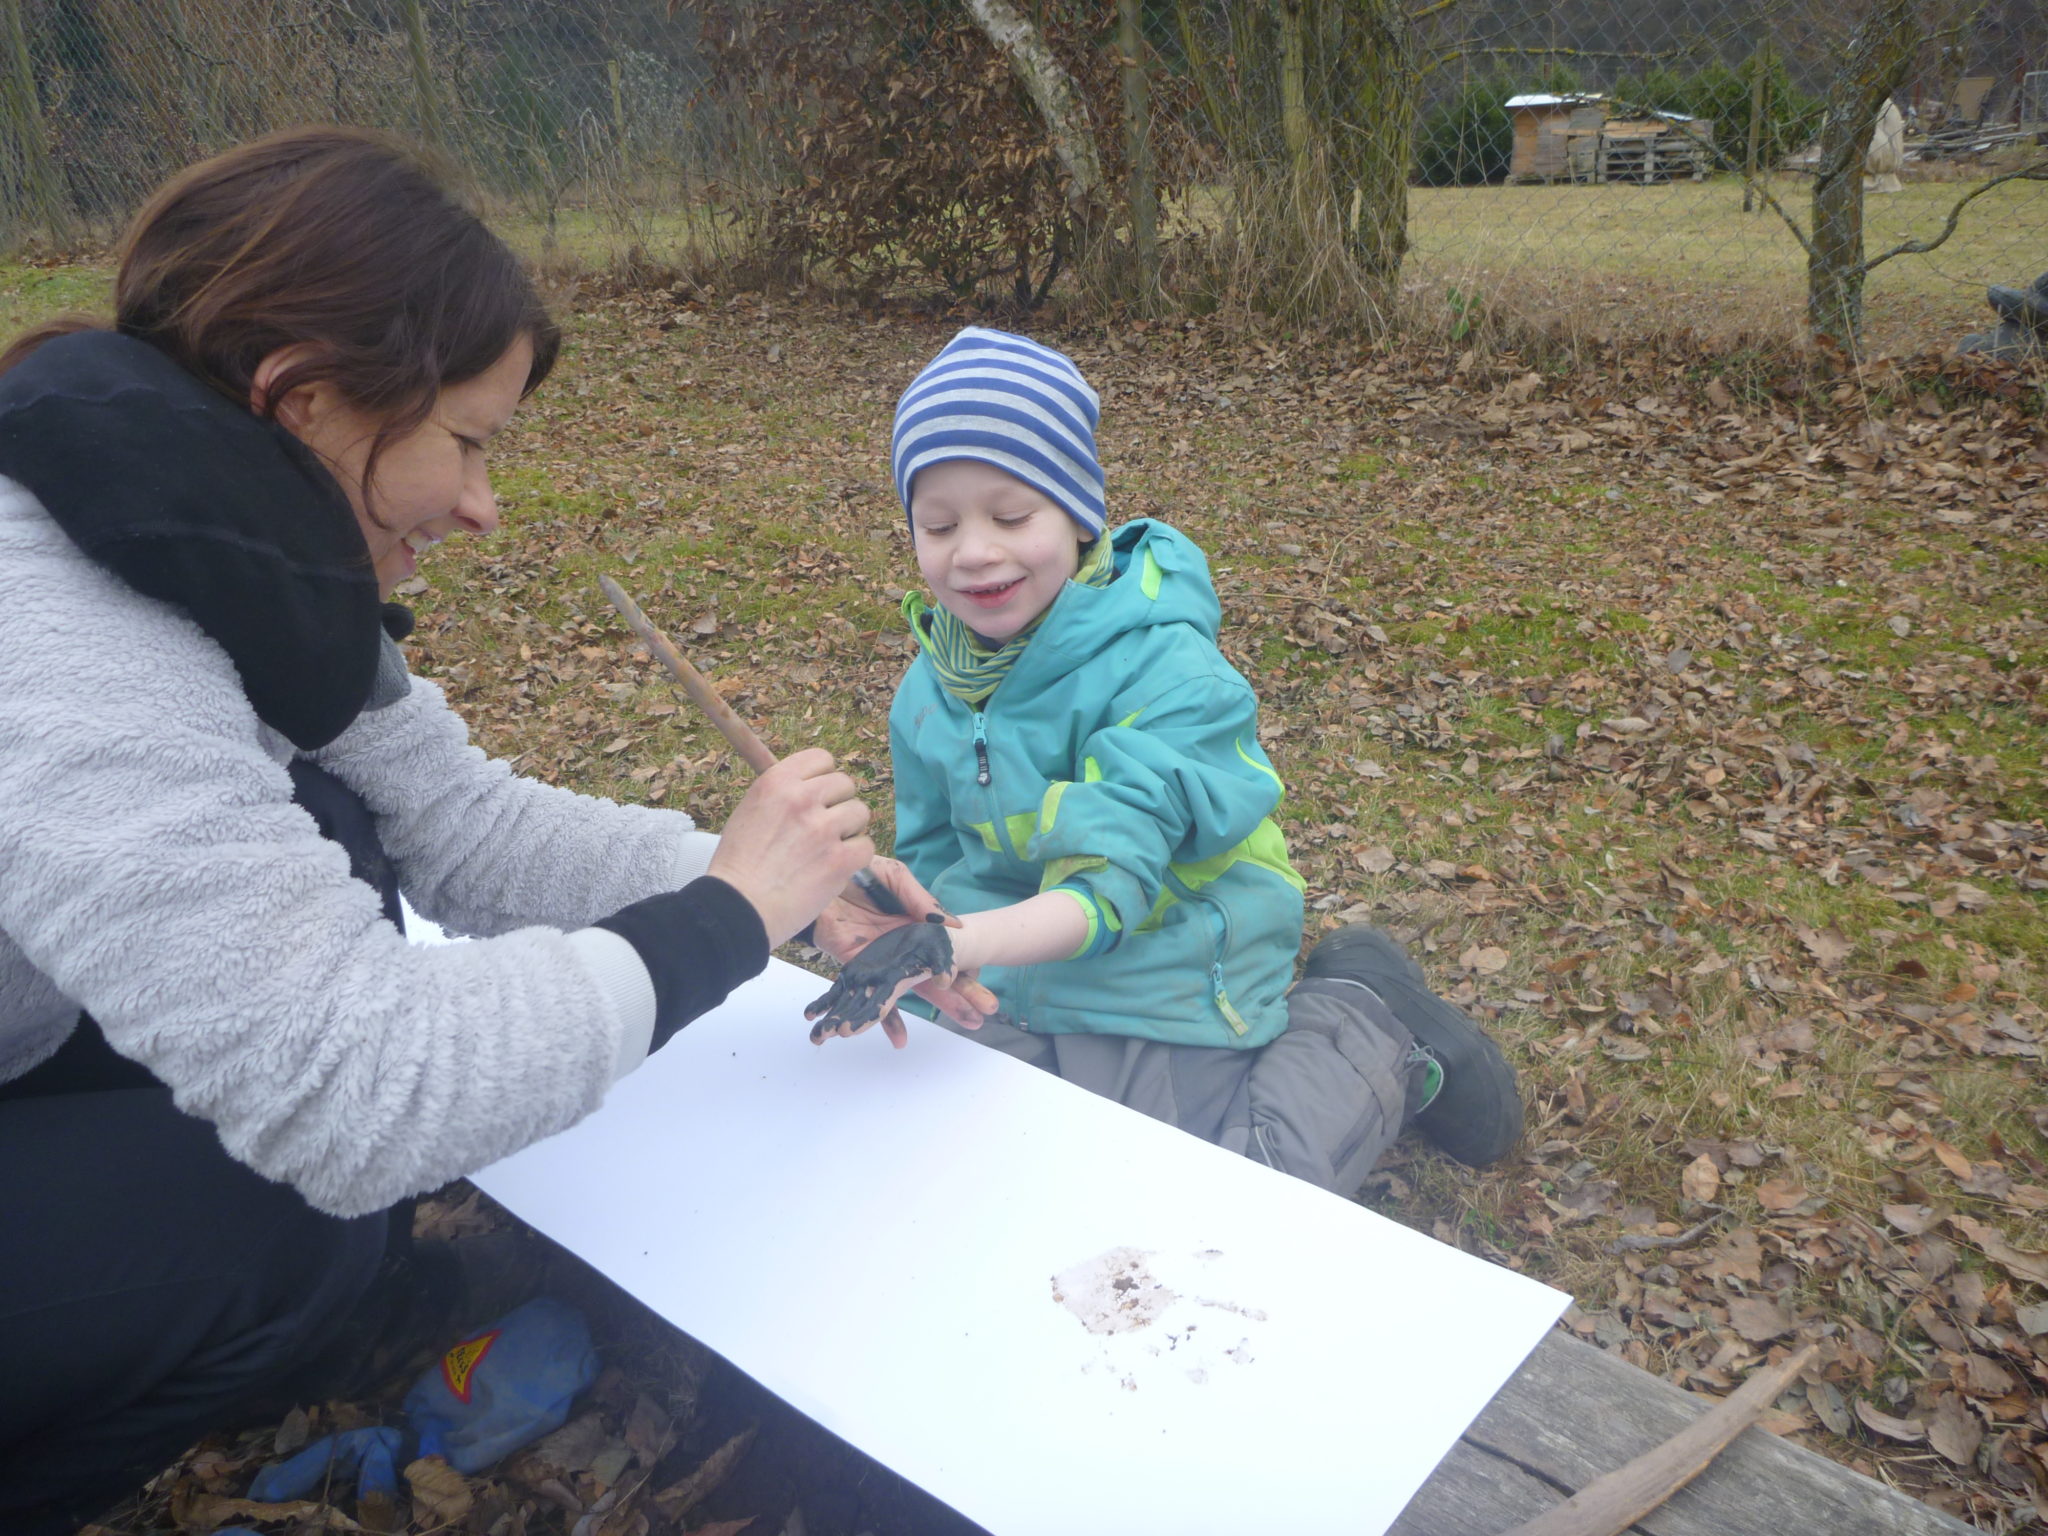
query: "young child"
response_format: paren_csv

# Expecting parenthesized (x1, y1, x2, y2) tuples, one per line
(808, 327, 1521, 1190)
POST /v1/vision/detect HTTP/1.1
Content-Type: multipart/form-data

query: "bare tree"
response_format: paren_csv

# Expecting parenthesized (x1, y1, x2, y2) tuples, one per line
(1119, 0, 1161, 306)
(963, 0, 1107, 244)
(402, 0, 448, 148)
(1339, 0, 1414, 301)
(1172, 0, 1414, 328)
(1805, 0, 1919, 347)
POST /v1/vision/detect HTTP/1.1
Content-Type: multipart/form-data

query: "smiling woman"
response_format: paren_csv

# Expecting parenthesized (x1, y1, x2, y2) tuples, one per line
(0, 127, 942, 1536)
(269, 334, 533, 595)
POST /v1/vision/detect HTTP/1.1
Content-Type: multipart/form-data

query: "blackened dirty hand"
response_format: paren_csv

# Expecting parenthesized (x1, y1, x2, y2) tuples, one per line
(806, 914, 955, 1043)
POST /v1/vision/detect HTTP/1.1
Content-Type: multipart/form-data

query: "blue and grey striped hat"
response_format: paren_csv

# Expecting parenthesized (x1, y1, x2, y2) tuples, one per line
(891, 327, 1106, 539)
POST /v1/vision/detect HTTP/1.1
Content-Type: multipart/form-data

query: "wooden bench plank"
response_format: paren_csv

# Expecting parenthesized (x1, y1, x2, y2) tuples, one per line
(1409, 1331, 1977, 1536)
(1389, 1440, 1571, 1536)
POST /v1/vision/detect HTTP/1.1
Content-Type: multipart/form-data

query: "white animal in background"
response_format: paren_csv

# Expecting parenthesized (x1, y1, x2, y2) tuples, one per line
(1865, 98, 1905, 193)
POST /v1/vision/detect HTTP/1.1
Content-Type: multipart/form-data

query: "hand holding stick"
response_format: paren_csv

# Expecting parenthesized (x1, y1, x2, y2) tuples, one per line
(598, 575, 903, 918)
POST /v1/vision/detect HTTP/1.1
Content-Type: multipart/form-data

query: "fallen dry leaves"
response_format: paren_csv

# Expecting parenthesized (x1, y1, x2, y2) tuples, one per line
(79, 288, 2048, 1533)
(430, 293, 2045, 1531)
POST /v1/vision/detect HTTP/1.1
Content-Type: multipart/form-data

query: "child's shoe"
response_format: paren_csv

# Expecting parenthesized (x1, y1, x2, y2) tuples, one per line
(1302, 925, 1523, 1167)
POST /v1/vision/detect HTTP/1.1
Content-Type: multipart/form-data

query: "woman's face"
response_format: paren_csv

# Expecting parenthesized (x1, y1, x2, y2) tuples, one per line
(282, 337, 533, 597)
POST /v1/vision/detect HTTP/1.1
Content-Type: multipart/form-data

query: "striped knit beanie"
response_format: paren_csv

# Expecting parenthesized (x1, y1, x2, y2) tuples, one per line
(891, 327, 1106, 539)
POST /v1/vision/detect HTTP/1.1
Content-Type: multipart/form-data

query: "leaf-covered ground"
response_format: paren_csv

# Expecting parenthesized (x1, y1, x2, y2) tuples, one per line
(86, 291, 2048, 1534)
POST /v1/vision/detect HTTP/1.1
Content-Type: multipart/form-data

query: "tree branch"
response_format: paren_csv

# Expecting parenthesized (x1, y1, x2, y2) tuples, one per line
(1864, 158, 2048, 269)
(1174, 0, 1258, 159)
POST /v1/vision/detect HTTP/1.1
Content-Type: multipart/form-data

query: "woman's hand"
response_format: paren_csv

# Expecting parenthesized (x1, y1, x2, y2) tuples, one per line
(814, 857, 998, 1046)
(705, 748, 873, 947)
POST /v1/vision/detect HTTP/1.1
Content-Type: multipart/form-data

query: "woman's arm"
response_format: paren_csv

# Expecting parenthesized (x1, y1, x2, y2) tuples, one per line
(313, 673, 724, 936)
(0, 494, 864, 1216)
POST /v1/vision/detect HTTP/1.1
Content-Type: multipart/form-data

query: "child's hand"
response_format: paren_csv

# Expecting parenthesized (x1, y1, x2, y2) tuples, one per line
(812, 857, 996, 1043)
(815, 855, 949, 942)
(806, 915, 966, 1045)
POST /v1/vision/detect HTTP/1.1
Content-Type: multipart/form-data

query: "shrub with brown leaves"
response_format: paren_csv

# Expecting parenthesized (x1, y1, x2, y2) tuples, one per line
(686, 0, 1183, 307)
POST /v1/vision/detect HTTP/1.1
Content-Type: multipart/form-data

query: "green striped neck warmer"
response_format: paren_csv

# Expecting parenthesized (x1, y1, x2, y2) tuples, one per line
(903, 536, 1117, 706)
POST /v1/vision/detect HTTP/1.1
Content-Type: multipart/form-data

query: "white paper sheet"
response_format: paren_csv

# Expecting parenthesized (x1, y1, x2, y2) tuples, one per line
(469, 947, 1568, 1536)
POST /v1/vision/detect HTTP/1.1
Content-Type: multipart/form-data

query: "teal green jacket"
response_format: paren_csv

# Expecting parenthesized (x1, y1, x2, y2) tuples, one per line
(889, 518, 1305, 1049)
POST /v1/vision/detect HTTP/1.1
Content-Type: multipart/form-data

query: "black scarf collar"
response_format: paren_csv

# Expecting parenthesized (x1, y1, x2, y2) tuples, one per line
(0, 329, 385, 750)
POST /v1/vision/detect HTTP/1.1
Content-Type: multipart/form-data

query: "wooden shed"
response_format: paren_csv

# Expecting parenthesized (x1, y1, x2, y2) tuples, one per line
(1506, 93, 1716, 183)
(1505, 93, 1607, 182)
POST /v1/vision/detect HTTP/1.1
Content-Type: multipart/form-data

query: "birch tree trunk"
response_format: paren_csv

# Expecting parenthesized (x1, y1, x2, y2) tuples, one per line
(1807, 0, 1918, 349)
(962, 0, 1106, 243)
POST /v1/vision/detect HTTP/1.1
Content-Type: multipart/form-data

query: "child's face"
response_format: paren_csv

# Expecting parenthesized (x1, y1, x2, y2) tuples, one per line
(909, 459, 1083, 643)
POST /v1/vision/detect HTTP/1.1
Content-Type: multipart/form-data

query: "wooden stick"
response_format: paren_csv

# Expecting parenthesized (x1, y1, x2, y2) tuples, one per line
(598, 575, 904, 917)
(1497, 1343, 1817, 1536)
(599, 576, 777, 775)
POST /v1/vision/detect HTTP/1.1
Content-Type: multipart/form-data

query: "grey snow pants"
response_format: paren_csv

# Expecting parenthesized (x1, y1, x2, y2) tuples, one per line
(943, 976, 1415, 1194)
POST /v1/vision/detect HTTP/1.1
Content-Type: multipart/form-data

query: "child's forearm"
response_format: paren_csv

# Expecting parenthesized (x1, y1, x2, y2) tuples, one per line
(950, 892, 1091, 970)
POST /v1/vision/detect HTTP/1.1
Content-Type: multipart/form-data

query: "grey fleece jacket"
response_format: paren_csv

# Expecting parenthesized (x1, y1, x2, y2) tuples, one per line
(0, 477, 720, 1217)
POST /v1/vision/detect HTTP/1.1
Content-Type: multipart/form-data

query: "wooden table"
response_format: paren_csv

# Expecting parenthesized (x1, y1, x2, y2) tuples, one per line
(1393, 1332, 1978, 1535)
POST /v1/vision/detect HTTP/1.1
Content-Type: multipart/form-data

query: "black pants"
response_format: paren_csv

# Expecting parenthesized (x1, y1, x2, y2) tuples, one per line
(0, 763, 407, 1534)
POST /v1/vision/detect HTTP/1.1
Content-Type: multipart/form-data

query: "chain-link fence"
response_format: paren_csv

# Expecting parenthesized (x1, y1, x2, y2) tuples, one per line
(0, 0, 750, 264)
(2, 0, 2043, 353)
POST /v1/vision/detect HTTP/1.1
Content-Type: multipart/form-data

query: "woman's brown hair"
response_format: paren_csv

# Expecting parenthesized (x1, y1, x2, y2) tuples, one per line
(0, 126, 559, 478)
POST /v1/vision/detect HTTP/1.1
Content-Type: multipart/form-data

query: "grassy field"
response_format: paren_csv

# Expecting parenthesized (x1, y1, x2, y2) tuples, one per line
(1405, 171, 2048, 356)
(0, 260, 110, 338)
(10, 160, 2042, 358)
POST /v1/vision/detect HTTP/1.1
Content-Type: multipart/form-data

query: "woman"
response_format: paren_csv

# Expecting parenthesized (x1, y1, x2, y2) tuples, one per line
(0, 127, 929, 1533)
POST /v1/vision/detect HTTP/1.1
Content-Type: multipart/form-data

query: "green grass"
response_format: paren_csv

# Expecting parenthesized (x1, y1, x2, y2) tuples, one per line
(0, 261, 112, 335)
(491, 202, 738, 272)
(1403, 171, 2048, 353)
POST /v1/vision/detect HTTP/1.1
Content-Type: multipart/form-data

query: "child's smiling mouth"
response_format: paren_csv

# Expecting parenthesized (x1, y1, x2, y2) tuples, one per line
(960, 577, 1023, 608)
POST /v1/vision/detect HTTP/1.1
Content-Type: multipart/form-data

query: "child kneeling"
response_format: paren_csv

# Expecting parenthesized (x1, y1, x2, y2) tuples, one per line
(810, 328, 1521, 1191)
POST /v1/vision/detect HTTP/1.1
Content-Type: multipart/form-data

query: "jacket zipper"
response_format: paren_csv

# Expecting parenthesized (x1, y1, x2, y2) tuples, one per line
(1162, 869, 1250, 1037)
(969, 705, 1033, 1027)
(971, 710, 992, 787)
(970, 712, 1011, 868)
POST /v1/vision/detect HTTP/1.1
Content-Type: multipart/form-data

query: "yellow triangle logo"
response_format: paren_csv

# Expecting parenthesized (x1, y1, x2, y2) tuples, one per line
(440, 1328, 501, 1404)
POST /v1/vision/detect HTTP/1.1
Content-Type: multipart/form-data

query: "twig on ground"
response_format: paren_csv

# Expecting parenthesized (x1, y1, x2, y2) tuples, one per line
(1497, 1343, 1819, 1536)
(1606, 1210, 1727, 1254)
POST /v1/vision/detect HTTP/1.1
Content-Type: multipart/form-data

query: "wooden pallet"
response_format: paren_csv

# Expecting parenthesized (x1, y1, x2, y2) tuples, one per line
(1392, 1331, 1977, 1536)
(1908, 126, 2044, 159)
(1598, 131, 1709, 184)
